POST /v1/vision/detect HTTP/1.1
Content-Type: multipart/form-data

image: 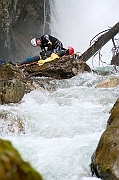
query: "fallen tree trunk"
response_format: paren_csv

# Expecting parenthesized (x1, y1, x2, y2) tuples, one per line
(78, 22, 119, 62)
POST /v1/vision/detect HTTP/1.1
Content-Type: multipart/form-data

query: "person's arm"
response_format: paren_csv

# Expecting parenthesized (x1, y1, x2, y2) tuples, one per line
(43, 35, 53, 51)
(40, 45, 46, 52)
(47, 42, 53, 51)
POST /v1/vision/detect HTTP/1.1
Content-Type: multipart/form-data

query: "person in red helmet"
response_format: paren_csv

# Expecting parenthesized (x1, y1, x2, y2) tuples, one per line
(68, 46, 74, 55)
(31, 35, 74, 59)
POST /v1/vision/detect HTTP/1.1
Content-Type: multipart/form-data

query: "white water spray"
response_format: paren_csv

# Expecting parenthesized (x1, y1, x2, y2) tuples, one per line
(50, 0, 119, 66)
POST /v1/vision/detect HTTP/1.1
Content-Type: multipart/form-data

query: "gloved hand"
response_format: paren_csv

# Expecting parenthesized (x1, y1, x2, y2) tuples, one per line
(38, 53, 59, 66)
(40, 52, 47, 60)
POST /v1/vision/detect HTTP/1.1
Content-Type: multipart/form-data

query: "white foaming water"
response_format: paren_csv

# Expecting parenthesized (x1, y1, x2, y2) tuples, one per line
(0, 67, 119, 180)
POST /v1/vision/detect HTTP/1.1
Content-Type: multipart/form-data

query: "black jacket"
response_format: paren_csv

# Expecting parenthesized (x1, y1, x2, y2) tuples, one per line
(40, 35, 63, 52)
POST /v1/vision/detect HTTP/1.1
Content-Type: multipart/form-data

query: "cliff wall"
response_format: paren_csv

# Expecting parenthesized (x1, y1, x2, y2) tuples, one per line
(0, 0, 50, 63)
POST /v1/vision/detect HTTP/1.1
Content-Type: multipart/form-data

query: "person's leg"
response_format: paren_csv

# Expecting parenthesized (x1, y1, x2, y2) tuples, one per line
(57, 42, 63, 51)
(17, 56, 40, 66)
(56, 42, 69, 55)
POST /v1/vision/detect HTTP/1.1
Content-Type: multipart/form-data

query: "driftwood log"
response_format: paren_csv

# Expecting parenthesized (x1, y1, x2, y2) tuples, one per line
(77, 22, 119, 62)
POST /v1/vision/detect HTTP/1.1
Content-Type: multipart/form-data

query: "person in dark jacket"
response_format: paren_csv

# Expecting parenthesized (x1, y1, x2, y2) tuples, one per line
(31, 35, 64, 52)
(31, 34, 74, 59)
(17, 35, 74, 67)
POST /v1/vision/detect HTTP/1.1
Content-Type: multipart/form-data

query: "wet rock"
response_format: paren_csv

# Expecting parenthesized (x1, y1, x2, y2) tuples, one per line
(1, 79, 26, 104)
(0, 139, 43, 180)
(107, 98, 119, 126)
(24, 78, 56, 92)
(0, 63, 26, 104)
(24, 57, 91, 79)
(0, 63, 25, 80)
(95, 77, 119, 88)
(0, 110, 24, 134)
(91, 98, 119, 180)
(0, 56, 91, 104)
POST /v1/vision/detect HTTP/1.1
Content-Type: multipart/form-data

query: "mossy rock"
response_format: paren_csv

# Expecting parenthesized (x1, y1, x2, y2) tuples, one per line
(107, 98, 119, 125)
(1, 79, 26, 104)
(91, 98, 119, 180)
(0, 63, 25, 80)
(0, 139, 43, 180)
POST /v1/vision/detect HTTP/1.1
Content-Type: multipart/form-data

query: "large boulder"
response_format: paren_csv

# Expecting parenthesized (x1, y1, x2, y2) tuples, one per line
(91, 98, 119, 180)
(107, 98, 119, 126)
(0, 63, 26, 104)
(0, 79, 26, 104)
(0, 63, 25, 80)
(0, 139, 43, 180)
(0, 64, 26, 131)
(0, 56, 91, 104)
(24, 57, 91, 79)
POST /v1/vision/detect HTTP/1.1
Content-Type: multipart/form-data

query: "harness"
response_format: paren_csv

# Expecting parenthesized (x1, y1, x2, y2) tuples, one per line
(54, 40, 63, 50)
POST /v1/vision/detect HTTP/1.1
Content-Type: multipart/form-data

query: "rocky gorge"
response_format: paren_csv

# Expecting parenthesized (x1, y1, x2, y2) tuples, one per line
(1, 0, 119, 179)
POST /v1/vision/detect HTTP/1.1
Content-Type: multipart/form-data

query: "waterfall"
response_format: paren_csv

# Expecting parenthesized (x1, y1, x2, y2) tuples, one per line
(49, 0, 119, 66)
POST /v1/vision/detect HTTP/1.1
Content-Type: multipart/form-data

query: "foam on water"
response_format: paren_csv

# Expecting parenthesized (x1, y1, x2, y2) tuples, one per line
(1, 67, 119, 179)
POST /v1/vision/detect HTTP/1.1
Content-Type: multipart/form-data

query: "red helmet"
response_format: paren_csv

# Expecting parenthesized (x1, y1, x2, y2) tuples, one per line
(68, 46, 74, 55)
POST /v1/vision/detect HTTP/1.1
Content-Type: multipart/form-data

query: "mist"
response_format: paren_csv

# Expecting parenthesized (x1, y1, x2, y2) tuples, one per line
(49, 0, 119, 66)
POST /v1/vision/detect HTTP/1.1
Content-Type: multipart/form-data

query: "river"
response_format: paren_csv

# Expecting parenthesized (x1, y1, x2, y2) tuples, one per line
(1, 0, 119, 179)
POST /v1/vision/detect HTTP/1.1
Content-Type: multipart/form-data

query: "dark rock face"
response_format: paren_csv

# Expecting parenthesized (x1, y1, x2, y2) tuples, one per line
(0, 0, 50, 63)
(91, 98, 119, 180)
